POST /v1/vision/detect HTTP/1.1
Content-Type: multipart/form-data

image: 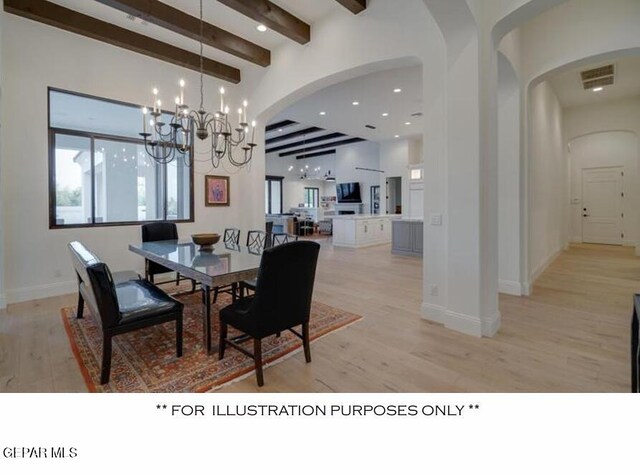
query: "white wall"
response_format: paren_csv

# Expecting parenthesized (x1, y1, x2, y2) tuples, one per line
(379, 139, 410, 215)
(334, 141, 381, 213)
(567, 131, 638, 245)
(0, 15, 265, 303)
(528, 80, 566, 281)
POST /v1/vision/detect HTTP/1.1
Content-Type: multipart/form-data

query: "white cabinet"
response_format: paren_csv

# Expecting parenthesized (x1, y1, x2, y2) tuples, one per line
(333, 216, 395, 248)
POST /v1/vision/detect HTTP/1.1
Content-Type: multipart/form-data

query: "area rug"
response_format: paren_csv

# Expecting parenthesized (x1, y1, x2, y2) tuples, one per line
(61, 291, 362, 393)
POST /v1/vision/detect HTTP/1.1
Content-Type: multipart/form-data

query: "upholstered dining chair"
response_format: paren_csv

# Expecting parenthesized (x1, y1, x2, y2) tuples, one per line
(141, 222, 195, 291)
(239, 232, 298, 299)
(218, 241, 321, 386)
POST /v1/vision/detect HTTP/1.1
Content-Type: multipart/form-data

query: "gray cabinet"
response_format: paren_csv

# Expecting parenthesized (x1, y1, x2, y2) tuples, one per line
(391, 220, 423, 256)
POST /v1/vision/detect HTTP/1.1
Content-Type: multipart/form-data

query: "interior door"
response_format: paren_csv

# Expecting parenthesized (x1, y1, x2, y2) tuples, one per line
(582, 167, 623, 245)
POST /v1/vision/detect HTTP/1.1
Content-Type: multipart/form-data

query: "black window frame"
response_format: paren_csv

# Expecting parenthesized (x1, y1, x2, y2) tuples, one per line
(48, 87, 194, 229)
(265, 175, 284, 215)
(304, 187, 320, 208)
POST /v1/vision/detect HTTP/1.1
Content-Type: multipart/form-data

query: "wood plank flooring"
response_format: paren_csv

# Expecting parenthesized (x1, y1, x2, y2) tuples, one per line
(0, 242, 635, 392)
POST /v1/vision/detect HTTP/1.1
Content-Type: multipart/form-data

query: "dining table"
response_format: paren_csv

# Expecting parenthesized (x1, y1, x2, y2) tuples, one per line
(129, 240, 262, 354)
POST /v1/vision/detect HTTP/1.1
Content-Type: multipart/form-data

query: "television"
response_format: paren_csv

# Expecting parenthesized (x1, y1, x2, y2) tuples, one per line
(336, 182, 362, 203)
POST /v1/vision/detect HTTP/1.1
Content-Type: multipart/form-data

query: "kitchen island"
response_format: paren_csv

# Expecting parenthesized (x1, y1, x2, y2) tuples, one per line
(332, 214, 400, 248)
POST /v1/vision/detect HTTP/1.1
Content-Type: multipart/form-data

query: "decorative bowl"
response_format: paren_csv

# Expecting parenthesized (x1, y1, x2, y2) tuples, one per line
(191, 233, 220, 251)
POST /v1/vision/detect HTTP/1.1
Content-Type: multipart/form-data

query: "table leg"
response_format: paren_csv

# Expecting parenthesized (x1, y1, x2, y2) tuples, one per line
(203, 284, 212, 355)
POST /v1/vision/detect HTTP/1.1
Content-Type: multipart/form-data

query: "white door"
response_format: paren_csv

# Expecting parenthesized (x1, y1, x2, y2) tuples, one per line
(582, 167, 623, 245)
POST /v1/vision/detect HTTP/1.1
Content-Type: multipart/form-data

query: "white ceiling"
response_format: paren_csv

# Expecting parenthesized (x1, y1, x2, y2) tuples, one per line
(548, 56, 640, 108)
(47, 0, 342, 75)
(268, 64, 424, 142)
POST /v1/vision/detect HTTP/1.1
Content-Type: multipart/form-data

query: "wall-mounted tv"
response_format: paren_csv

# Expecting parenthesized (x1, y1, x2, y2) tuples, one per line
(336, 182, 362, 203)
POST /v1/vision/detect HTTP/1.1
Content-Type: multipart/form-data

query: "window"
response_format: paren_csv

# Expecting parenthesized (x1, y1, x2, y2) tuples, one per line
(49, 88, 193, 228)
(304, 187, 319, 208)
(265, 176, 283, 214)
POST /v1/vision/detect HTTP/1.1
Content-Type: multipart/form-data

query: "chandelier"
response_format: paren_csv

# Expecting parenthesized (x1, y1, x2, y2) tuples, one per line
(139, 0, 256, 168)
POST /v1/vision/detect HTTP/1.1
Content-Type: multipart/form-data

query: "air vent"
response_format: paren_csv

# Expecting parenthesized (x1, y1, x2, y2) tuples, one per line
(583, 76, 614, 90)
(580, 64, 614, 81)
(365, 124, 376, 129)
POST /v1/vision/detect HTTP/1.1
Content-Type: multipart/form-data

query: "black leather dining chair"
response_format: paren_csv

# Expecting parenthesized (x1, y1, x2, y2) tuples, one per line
(246, 230, 268, 252)
(68, 241, 183, 385)
(141, 222, 195, 291)
(272, 233, 298, 246)
(218, 241, 321, 386)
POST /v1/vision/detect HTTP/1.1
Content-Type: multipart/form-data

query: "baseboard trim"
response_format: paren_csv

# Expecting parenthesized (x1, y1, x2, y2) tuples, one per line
(422, 303, 501, 338)
(498, 279, 522, 296)
(530, 247, 562, 287)
(6, 280, 76, 305)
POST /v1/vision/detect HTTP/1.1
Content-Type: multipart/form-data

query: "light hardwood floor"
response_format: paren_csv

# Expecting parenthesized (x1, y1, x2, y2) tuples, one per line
(0, 242, 636, 393)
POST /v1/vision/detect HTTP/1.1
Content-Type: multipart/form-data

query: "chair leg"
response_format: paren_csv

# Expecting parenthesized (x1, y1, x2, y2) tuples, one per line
(176, 317, 183, 358)
(76, 293, 84, 319)
(176, 273, 181, 286)
(212, 287, 219, 304)
(302, 322, 311, 363)
(232, 283, 238, 302)
(191, 279, 196, 293)
(254, 338, 264, 387)
(100, 335, 113, 385)
(218, 321, 228, 360)
(149, 273, 155, 284)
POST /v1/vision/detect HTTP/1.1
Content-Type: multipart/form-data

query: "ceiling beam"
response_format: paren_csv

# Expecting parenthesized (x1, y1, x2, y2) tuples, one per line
(4, 0, 240, 83)
(265, 120, 297, 133)
(266, 127, 323, 145)
(266, 132, 345, 154)
(95, 0, 270, 67)
(217, 0, 311, 45)
(281, 137, 366, 157)
(297, 150, 336, 160)
(334, 0, 367, 14)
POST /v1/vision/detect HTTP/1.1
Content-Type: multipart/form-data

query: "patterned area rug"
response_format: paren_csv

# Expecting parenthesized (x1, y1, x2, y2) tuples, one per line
(61, 291, 362, 392)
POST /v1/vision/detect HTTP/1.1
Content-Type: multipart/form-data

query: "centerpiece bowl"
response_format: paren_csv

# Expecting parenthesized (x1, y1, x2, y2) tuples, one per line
(191, 233, 220, 251)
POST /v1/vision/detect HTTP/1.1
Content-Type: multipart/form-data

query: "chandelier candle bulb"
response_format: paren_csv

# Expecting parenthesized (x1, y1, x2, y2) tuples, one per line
(251, 120, 256, 143)
(142, 107, 148, 134)
(152, 87, 158, 112)
(219, 87, 225, 112)
(243, 100, 248, 124)
(179, 79, 185, 105)
(238, 108, 242, 126)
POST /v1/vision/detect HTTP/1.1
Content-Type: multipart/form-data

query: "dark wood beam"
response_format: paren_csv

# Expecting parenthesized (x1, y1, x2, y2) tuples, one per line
(266, 133, 345, 154)
(265, 120, 297, 133)
(334, 0, 367, 14)
(297, 150, 336, 160)
(217, 0, 310, 45)
(266, 127, 323, 145)
(95, 0, 270, 67)
(280, 137, 366, 157)
(4, 0, 240, 83)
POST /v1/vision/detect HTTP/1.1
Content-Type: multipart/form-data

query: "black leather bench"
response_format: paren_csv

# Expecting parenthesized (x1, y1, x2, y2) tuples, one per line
(68, 241, 183, 384)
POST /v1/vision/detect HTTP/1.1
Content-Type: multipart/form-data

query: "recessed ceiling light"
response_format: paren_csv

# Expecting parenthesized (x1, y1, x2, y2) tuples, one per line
(393, 88, 402, 93)
(352, 101, 360, 106)
(394, 134, 400, 138)
(592, 87, 603, 92)
(256, 24, 267, 32)
(404, 121, 412, 125)
(319, 111, 326, 116)
(382, 112, 389, 117)
(278, 128, 283, 132)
